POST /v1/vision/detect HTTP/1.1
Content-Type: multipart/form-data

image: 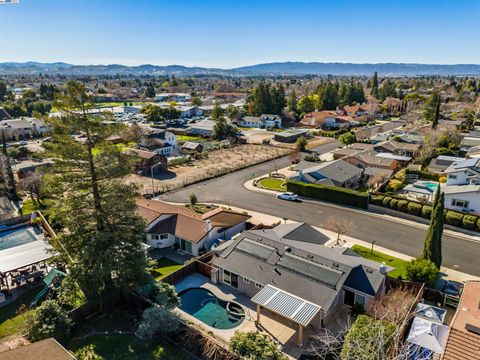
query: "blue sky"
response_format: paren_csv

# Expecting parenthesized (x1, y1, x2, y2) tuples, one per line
(0, 0, 479, 67)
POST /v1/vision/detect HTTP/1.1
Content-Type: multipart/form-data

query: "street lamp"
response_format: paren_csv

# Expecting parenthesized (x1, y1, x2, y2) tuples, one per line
(371, 240, 377, 255)
(150, 161, 165, 197)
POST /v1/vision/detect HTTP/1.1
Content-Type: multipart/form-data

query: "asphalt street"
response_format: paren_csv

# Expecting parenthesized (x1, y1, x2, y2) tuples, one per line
(160, 141, 480, 276)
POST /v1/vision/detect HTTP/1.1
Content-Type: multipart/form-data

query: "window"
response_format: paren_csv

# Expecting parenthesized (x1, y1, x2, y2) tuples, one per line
(255, 282, 263, 289)
(151, 234, 168, 240)
(354, 294, 366, 310)
(243, 277, 250, 284)
(223, 270, 239, 289)
(451, 199, 469, 209)
(448, 174, 458, 180)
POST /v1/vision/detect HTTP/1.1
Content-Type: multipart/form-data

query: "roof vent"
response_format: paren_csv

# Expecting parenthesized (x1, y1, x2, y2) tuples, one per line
(379, 262, 387, 275)
(366, 268, 373, 273)
(466, 323, 480, 336)
(424, 310, 433, 318)
(307, 254, 314, 259)
(332, 263, 339, 267)
(284, 246, 292, 253)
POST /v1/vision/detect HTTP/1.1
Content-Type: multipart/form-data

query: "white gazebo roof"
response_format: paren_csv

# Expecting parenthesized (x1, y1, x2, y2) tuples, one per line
(407, 316, 449, 354)
(251, 284, 321, 327)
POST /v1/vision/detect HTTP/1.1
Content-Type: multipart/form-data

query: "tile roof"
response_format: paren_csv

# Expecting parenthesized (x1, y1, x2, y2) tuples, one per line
(442, 328, 480, 360)
(202, 207, 251, 228)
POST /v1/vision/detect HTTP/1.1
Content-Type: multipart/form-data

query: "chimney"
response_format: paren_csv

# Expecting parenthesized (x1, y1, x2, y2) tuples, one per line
(205, 219, 212, 232)
(379, 262, 387, 275)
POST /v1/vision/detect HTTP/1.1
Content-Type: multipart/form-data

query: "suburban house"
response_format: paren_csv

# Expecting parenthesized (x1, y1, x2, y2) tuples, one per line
(301, 111, 357, 129)
(125, 148, 167, 175)
(136, 199, 251, 256)
(428, 155, 466, 174)
(466, 145, 480, 159)
(290, 159, 363, 188)
(187, 119, 216, 138)
(0, 338, 75, 360)
(344, 104, 370, 118)
(238, 114, 282, 128)
(175, 105, 204, 118)
(442, 158, 480, 214)
(0, 117, 51, 140)
(140, 129, 177, 156)
(155, 92, 191, 103)
(211, 223, 389, 344)
(274, 129, 309, 143)
(373, 141, 420, 158)
(345, 151, 399, 171)
(441, 281, 480, 360)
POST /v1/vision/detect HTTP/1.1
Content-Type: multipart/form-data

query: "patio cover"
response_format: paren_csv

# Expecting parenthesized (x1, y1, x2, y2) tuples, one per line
(406, 316, 449, 354)
(0, 240, 53, 274)
(251, 284, 321, 327)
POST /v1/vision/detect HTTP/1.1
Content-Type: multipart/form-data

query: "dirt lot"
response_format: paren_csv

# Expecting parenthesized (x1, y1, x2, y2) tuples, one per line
(130, 144, 291, 195)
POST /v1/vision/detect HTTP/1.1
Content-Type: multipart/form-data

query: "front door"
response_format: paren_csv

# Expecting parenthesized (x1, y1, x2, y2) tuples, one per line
(344, 290, 355, 306)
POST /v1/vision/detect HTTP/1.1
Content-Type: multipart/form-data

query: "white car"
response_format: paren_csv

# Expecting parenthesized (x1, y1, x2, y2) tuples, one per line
(276, 192, 299, 201)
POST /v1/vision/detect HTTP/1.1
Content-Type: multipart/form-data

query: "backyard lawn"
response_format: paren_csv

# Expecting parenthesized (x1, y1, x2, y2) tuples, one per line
(257, 177, 286, 191)
(151, 258, 183, 281)
(69, 334, 192, 360)
(0, 286, 41, 339)
(351, 245, 409, 279)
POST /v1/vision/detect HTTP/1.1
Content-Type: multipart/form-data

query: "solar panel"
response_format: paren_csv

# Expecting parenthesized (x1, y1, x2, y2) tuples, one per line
(234, 238, 274, 260)
(277, 253, 343, 287)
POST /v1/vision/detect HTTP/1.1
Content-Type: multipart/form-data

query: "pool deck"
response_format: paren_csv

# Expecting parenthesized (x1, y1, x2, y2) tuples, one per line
(174, 273, 319, 360)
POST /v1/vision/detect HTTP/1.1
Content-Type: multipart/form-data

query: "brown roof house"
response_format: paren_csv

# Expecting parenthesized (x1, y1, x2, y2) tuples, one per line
(442, 281, 480, 360)
(373, 140, 420, 158)
(136, 199, 251, 256)
(0, 338, 74, 360)
(125, 148, 167, 175)
(301, 111, 357, 129)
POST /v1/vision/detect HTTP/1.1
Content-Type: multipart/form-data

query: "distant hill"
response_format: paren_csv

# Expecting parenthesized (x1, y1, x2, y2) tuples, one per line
(1, 61, 480, 76)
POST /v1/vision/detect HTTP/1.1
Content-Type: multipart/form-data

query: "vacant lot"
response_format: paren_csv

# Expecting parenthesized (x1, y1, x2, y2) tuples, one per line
(131, 144, 290, 194)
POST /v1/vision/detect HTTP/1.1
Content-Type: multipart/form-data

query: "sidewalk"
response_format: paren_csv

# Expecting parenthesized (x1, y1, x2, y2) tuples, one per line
(206, 203, 479, 284)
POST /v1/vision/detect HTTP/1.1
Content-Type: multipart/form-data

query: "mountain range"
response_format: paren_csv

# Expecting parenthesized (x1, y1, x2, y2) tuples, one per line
(1, 61, 480, 76)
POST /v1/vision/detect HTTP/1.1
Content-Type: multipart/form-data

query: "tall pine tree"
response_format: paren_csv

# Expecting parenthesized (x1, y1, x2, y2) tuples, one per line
(371, 72, 379, 99)
(1, 130, 17, 200)
(431, 98, 441, 129)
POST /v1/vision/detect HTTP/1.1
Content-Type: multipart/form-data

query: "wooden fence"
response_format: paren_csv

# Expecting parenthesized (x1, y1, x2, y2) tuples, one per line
(162, 254, 213, 286)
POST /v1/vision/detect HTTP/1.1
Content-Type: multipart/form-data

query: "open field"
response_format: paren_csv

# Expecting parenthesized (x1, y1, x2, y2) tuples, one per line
(130, 144, 290, 195)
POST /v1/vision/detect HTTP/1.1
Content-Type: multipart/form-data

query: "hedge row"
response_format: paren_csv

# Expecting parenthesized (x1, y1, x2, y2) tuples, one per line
(370, 194, 480, 231)
(405, 169, 440, 181)
(286, 180, 369, 209)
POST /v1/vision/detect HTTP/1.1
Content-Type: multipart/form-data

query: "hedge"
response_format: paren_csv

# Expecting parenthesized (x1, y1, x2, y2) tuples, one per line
(445, 210, 463, 226)
(421, 205, 433, 219)
(462, 215, 477, 230)
(286, 180, 369, 209)
(407, 202, 423, 216)
(369, 193, 479, 232)
(405, 169, 440, 181)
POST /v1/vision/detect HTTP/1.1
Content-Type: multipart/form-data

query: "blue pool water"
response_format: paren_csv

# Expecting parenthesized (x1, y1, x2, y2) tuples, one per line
(178, 288, 245, 329)
(422, 181, 439, 191)
(0, 226, 40, 251)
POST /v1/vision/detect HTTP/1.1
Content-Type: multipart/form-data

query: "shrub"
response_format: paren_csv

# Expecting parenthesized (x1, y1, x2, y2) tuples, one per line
(229, 331, 287, 360)
(137, 307, 180, 340)
(394, 169, 406, 183)
(477, 218, 480, 231)
(421, 205, 433, 219)
(382, 196, 392, 207)
(389, 198, 399, 210)
(407, 202, 423, 216)
(462, 215, 478, 230)
(74, 345, 104, 360)
(370, 194, 385, 206)
(26, 300, 72, 344)
(397, 200, 409, 212)
(385, 179, 403, 192)
(439, 176, 447, 183)
(286, 180, 369, 208)
(341, 315, 396, 360)
(405, 169, 440, 181)
(445, 210, 463, 226)
(405, 258, 438, 287)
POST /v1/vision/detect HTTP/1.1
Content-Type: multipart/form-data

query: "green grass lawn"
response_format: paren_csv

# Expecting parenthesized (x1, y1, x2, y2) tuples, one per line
(68, 333, 192, 360)
(351, 245, 409, 279)
(257, 177, 287, 191)
(176, 135, 205, 142)
(0, 285, 42, 339)
(151, 258, 183, 281)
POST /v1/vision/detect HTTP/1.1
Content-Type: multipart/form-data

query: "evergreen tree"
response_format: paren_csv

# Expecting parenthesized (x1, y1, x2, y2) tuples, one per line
(211, 102, 224, 120)
(424, 90, 440, 123)
(371, 72, 379, 99)
(0, 80, 7, 102)
(422, 188, 444, 268)
(287, 90, 298, 114)
(44, 81, 148, 299)
(145, 83, 155, 98)
(1, 131, 17, 200)
(431, 98, 441, 129)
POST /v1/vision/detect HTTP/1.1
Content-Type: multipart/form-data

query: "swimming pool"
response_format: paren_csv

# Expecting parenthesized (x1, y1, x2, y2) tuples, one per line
(0, 226, 41, 251)
(421, 181, 439, 191)
(178, 288, 245, 329)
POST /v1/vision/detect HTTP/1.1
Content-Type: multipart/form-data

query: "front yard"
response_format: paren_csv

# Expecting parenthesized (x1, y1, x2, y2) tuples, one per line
(351, 245, 409, 279)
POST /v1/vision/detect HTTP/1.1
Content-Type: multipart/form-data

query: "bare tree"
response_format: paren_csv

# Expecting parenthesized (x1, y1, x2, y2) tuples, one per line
(323, 216, 354, 245)
(18, 172, 45, 206)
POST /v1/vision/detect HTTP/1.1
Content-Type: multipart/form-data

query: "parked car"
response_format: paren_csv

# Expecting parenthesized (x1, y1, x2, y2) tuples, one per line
(276, 192, 299, 201)
(442, 280, 464, 297)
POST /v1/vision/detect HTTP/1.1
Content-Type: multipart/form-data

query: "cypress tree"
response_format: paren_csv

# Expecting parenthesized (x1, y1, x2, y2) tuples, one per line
(431, 98, 441, 129)
(1, 131, 17, 200)
(422, 188, 444, 268)
(371, 72, 379, 99)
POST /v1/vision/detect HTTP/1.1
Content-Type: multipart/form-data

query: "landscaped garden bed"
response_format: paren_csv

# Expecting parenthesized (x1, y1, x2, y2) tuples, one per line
(257, 177, 287, 191)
